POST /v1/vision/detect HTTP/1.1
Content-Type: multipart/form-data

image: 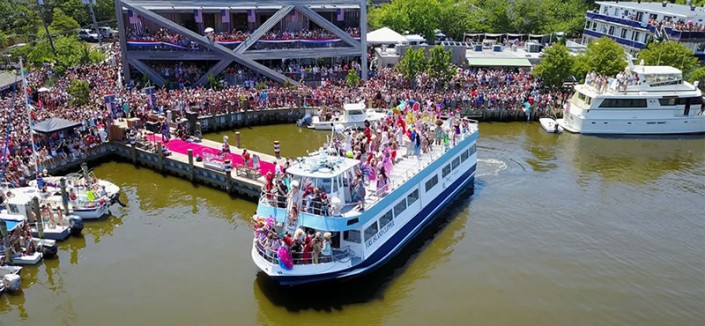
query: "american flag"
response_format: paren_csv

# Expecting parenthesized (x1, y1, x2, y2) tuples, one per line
(128, 10, 144, 35)
(221, 9, 229, 23)
(291, 10, 297, 22)
(337, 9, 344, 22)
(194, 9, 203, 23)
(247, 9, 256, 23)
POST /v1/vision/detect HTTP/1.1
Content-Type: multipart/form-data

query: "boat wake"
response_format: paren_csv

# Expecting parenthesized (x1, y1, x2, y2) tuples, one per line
(476, 158, 508, 177)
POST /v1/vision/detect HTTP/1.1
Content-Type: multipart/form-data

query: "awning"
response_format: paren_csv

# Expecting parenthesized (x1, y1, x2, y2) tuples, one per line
(467, 58, 533, 67)
(0, 72, 18, 92)
(32, 118, 82, 134)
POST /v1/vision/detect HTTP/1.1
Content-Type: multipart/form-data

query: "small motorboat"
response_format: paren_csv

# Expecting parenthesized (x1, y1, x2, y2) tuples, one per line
(540, 118, 563, 134)
(309, 102, 386, 130)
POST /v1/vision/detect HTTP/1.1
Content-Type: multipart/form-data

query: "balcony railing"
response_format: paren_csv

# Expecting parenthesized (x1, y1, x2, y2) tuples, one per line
(662, 27, 705, 40)
(254, 241, 352, 266)
(586, 12, 658, 34)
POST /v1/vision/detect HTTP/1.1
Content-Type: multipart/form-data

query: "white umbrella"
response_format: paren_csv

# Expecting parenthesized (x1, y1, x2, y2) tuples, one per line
(38, 87, 50, 92)
(204, 27, 214, 34)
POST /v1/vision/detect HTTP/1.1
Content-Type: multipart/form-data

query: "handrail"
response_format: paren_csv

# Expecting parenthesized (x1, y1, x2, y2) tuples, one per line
(254, 241, 351, 266)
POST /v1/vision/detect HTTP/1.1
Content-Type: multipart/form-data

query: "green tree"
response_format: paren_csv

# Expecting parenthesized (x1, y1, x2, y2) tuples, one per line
(49, 8, 80, 35)
(638, 41, 700, 75)
(345, 68, 361, 87)
(579, 37, 626, 77)
(67, 79, 90, 107)
(12, 35, 105, 73)
(688, 66, 705, 91)
(427, 46, 456, 88)
(533, 44, 574, 90)
(397, 47, 427, 82)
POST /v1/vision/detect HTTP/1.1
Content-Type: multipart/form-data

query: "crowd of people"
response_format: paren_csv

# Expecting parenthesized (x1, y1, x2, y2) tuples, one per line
(127, 27, 361, 51)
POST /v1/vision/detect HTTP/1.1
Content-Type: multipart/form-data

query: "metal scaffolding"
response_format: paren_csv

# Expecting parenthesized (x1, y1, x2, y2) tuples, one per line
(116, 0, 368, 87)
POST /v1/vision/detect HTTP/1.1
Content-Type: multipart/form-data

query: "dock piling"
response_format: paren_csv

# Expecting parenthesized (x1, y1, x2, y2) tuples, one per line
(60, 178, 70, 213)
(157, 142, 163, 172)
(188, 149, 195, 181)
(273, 140, 281, 158)
(225, 170, 232, 193)
(235, 132, 241, 148)
(32, 197, 43, 238)
(0, 219, 11, 263)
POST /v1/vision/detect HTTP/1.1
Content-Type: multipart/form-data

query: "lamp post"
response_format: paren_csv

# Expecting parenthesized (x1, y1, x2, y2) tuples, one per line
(83, 0, 103, 46)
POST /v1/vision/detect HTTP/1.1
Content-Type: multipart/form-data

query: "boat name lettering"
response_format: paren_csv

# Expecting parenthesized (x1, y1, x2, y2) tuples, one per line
(365, 220, 394, 248)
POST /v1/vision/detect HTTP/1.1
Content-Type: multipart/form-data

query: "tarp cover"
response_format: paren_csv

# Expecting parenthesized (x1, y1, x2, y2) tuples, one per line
(367, 27, 408, 45)
(32, 118, 81, 134)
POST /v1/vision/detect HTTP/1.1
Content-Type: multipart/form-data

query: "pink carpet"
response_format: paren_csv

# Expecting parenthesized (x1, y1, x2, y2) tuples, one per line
(147, 135, 275, 176)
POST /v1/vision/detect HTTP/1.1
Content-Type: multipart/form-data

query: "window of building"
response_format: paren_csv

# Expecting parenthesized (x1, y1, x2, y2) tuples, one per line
(394, 199, 407, 216)
(343, 230, 361, 243)
(442, 164, 451, 178)
(592, 22, 598, 31)
(407, 189, 419, 206)
(425, 175, 438, 191)
(620, 29, 627, 39)
(452, 157, 461, 170)
(632, 31, 640, 41)
(608, 26, 615, 35)
(379, 210, 393, 228)
(364, 222, 379, 242)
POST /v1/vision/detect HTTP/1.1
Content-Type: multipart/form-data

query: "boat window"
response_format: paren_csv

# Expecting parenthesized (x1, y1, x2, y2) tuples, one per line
(470, 144, 477, 155)
(442, 164, 451, 178)
(348, 110, 364, 115)
(379, 210, 394, 228)
(394, 199, 407, 216)
(659, 98, 677, 106)
(599, 99, 647, 108)
(407, 189, 419, 206)
(574, 92, 592, 105)
(364, 221, 379, 242)
(452, 157, 460, 170)
(317, 178, 332, 193)
(8, 204, 19, 214)
(343, 230, 361, 243)
(425, 175, 438, 191)
(677, 97, 704, 105)
(461, 149, 469, 162)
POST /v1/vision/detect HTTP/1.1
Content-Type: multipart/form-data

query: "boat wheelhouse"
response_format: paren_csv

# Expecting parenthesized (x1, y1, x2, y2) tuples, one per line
(252, 119, 479, 285)
(559, 63, 705, 134)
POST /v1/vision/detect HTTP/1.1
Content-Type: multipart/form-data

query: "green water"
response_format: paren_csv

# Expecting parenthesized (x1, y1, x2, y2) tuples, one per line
(2, 123, 704, 325)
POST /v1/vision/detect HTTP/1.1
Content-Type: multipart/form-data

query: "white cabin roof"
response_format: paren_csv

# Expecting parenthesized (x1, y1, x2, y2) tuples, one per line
(343, 102, 366, 111)
(631, 65, 682, 75)
(287, 155, 360, 179)
(0, 212, 25, 222)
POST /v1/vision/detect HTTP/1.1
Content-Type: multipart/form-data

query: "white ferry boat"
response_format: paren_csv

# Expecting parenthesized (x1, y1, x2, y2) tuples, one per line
(558, 62, 705, 134)
(252, 119, 479, 285)
(308, 102, 386, 130)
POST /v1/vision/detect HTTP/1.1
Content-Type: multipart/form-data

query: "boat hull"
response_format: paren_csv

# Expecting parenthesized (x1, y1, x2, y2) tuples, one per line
(558, 115, 705, 135)
(31, 225, 71, 241)
(10, 252, 42, 266)
(260, 166, 476, 286)
(71, 205, 109, 220)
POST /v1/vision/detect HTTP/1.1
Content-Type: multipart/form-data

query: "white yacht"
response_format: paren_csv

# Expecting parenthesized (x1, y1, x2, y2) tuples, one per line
(308, 102, 386, 130)
(558, 62, 705, 135)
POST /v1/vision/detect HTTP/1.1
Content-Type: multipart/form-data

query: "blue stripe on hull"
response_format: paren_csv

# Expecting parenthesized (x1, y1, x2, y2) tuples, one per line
(272, 163, 476, 285)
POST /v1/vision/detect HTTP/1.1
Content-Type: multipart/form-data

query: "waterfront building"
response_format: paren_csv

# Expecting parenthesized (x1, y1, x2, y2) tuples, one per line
(582, 1, 705, 58)
(115, 0, 368, 87)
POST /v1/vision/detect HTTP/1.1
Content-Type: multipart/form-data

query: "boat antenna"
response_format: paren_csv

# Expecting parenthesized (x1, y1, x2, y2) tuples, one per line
(0, 75, 18, 184)
(19, 58, 42, 189)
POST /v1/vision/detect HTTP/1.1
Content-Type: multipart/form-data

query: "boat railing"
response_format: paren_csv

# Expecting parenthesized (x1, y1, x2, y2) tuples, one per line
(254, 241, 352, 265)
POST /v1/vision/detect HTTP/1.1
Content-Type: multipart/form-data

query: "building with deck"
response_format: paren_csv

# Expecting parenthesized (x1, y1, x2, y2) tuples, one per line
(116, 0, 368, 87)
(582, 1, 705, 58)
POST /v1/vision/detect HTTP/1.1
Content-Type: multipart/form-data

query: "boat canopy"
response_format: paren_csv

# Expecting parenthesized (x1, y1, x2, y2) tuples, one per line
(286, 151, 360, 194)
(0, 213, 26, 232)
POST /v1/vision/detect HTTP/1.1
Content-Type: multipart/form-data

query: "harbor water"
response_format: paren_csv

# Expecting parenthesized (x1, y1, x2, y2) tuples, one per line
(1, 123, 703, 325)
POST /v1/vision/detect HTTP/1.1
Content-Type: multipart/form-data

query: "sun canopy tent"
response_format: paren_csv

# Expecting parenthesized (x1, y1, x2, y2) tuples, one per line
(367, 27, 408, 45)
(32, 118, 82, 134)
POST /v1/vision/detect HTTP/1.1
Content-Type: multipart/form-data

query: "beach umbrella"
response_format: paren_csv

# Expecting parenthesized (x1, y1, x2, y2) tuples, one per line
(204, 27, 215, 33)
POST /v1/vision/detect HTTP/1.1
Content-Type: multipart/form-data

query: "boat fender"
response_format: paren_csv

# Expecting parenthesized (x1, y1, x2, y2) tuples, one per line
(2, 274, 21, 293)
